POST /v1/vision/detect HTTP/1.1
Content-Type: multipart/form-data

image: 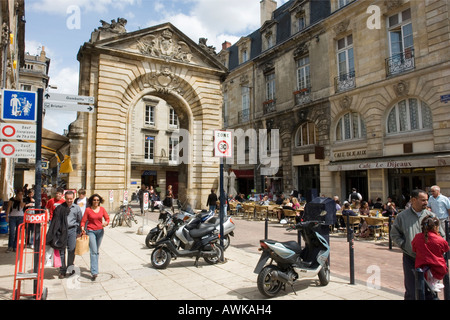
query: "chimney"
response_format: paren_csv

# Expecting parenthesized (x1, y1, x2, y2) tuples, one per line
(222, 41, 231, 51)
(260, 0, 277, 26)
(40, 46, 47, 62)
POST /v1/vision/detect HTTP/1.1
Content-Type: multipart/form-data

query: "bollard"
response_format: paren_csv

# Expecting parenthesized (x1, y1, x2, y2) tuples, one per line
(264, 211, 269, 240)
(415, 268, 426, 300)
(346, 214, 355, 285)
(388, 215, 393, 250)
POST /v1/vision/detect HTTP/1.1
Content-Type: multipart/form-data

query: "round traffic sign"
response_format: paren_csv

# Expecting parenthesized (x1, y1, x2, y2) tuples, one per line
(218, 140, 229, 154)
(2, 125, 15, 138)
(1, 144, 15, 156)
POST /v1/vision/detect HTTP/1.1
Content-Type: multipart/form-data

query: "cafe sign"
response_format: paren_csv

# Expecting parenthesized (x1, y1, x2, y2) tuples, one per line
(329, 157, 449, 172)
(333, 149, 367, 160)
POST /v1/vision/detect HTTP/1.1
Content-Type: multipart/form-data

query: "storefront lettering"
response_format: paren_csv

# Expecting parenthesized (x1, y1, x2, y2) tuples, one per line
(358, 161, 413, 169)
(334, 149, 367, 159)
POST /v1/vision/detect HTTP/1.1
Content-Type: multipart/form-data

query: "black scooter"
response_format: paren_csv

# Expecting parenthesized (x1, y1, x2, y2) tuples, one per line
(254, 220, 330, 298)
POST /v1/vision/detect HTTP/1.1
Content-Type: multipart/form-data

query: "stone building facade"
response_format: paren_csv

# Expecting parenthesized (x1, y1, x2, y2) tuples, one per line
(68, 22, 227, 210)
(220, 0, 450, 205)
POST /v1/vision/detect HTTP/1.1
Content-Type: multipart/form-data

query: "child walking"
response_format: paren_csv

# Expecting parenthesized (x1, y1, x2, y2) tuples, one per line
(412, 216, 449, 292)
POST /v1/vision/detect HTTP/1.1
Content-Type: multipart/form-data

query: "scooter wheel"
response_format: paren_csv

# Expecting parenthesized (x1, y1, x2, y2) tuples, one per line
(318, 261, 330, 286)
(204, 244, 224, 265)
(257, 265, 283, 298)
(151, 247, 171, 269)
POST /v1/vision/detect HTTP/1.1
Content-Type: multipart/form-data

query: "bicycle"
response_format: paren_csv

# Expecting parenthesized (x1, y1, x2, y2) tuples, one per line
(111, 204, 138, 228)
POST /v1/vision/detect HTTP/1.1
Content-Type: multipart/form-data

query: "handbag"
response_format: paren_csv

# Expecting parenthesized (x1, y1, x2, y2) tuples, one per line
(53, 249, 61, 268)
(75, 235, 89, 256)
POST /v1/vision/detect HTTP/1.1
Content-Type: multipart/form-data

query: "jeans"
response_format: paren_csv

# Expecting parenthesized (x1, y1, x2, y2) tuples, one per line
(8, 216, 24, 250)
(88, 229, 104, 276)
(60, 227, 77, 275)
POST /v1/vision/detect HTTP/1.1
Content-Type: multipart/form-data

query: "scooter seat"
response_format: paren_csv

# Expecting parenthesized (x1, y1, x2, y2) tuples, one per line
(281, 241, 302, 254)
(189, 224, 216, 238)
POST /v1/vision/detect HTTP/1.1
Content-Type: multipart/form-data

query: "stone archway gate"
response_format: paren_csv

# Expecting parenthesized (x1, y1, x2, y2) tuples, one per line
(68, 22, 227, 210)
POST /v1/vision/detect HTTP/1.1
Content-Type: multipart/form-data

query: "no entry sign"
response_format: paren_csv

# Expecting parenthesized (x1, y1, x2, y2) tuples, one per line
(214, 130, 232, 158)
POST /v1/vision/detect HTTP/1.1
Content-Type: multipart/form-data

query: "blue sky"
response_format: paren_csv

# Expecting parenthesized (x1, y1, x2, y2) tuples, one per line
(25, 0, 289, 134)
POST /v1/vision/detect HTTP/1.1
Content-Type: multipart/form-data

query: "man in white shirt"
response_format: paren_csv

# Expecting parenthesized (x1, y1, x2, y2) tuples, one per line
(428, 185, 450, 231)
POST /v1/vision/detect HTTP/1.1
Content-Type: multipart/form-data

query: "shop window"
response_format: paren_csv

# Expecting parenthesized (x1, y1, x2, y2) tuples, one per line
(296, 122, 317, 147)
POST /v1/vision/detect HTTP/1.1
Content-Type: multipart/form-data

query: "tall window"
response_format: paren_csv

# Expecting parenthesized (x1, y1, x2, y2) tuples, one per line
(337, 35, 354, 79)
(336, 112, 366, 141)
(387, 98, 432, 134)
(144, 135, 155, 161)
(242, 49, 248, 63)
(265, 73, 276, 101)
(296, 56, 310, 91)
(296, 122, 317, 146)
(169, 107, 178, 128)
(241, 86, 250, 122)
(169, 137, 179, 163)
(388, 8, 413, 57)
(145, 104, 155, 125)
(297, 15, 305, 32)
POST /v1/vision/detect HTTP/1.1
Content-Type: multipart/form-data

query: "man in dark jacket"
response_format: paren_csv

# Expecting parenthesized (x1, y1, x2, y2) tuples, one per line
(206, 189, 218, 212)
(47, 190, 82, 278)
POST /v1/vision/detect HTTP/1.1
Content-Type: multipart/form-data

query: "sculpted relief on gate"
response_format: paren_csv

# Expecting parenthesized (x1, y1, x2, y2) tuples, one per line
(137, 28, 193, 63)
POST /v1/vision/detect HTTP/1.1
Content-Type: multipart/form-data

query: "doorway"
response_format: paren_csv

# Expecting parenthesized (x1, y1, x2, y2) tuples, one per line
(166, 171, 179, 198)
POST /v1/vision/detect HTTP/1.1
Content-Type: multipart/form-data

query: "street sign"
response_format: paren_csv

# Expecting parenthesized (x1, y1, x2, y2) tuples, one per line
(43, 101, 95, 113)
(0, 142, 35, 158)
(1, 89, 37, 122)
(143, 193, 149, 210)
(214, 130, 233, 158)
(44, 92, 95, 105)
(441, 94, 450, 104)
(0, 123, 36, 140)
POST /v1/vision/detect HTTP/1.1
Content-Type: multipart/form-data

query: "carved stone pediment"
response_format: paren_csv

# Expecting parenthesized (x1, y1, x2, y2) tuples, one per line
(294, 42, 309, 58)
(334, 19, 350, 36)
(137, 29, 193, 63)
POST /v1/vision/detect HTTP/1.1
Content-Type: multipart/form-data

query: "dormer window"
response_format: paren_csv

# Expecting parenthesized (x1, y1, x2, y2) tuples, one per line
(236, 37, 251, 65)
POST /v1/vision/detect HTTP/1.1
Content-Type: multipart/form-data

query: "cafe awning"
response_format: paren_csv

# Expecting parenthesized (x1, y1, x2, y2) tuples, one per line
(41, 128, 70, 163)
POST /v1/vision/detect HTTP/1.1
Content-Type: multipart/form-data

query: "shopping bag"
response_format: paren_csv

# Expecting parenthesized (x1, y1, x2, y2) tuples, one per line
(75, 235, 89, 256)
(45, 246, 54, 267)
(53, 249, 61, 268)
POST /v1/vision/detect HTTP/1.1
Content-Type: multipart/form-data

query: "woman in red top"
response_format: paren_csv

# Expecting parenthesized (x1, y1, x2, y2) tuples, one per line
(81, 194, 110, 281)
(412, 216, 449, 292)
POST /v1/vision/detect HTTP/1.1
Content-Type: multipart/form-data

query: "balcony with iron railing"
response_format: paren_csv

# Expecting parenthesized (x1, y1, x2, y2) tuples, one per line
(385, 48, 415, 77)
(335, 70, 356, 93)
(263, 99, 276, 114)
(293, 87, 312, 106)
(238, 108, 250, 124)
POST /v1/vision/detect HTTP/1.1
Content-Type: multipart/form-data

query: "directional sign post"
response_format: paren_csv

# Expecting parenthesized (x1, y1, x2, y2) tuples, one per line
(43, 101, 95, 113)
(44, 92, 95, 113)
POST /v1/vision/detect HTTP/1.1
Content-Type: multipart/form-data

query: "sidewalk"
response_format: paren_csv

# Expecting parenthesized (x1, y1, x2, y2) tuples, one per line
(0, 215, 402, 301)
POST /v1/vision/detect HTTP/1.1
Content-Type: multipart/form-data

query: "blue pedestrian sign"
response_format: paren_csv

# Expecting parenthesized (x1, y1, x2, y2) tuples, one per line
(1, 89, 37, 122)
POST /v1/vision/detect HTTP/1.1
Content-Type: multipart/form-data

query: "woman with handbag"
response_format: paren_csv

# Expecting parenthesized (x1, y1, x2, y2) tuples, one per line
(80, 194, 110, 281)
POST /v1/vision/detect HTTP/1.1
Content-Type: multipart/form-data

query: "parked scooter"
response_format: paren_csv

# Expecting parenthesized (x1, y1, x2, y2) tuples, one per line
(254, 220, 330, 298)
(200, 210, 236, 250)
(150, 211, 224, 269)
(145, 207, 192, 248)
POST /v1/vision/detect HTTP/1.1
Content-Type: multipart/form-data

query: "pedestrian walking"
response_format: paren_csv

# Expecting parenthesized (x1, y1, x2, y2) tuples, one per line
(5, 190, 25, 252)
(138, 184, 148, 214)
(390, 189, 443, 300)
(412, 216, 449, 293)
(81, 194, 110, 281)
(428, 185, 450, 232)
(46, 187, 65, 222)
(206, 188, 218, 212)
(47, 190, 82, 278)
(348, 188, 362, 203)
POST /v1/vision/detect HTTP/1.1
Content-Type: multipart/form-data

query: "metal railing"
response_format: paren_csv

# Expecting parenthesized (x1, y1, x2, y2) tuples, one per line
(385, 48, 415, 77)
(294, 87, 311, 105)
(335, 71, 356, 93)
(263, 99, 276, 114)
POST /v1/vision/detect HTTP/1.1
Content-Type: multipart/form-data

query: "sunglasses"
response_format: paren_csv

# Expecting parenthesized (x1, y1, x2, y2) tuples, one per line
(92, 199, 100, 202)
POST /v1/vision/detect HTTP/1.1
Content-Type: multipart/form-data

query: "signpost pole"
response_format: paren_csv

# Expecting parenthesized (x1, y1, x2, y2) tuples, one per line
(33, 88, 43, 298)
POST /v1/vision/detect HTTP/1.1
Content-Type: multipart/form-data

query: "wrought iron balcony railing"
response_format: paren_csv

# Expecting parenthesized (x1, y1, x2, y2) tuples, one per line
(335, 70, 356, 93)
(385, 48, 415, 77)
(238, 108, 250, 123)
(263, 99, 276, 114)
(294, 87, 311, 105)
